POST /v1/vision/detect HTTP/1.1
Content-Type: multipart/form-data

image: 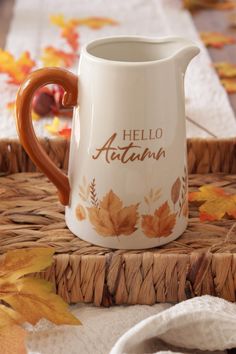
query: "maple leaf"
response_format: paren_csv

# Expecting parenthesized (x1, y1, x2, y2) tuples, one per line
(41, 46, 77, 67)
(213, 62, 236, 78)
(189, 185, 236, 221)
(0, 49, 35, 85)
(87, 190, 139, 236)
(50, 15, 79, 52)
(220, 78, 236, 93)
(183, 0, 236, 10)
(73, 17, 119, 29)
(201, 32, 236, 48)
(0, 248, 80, 354)
(141, 202, 176, 238)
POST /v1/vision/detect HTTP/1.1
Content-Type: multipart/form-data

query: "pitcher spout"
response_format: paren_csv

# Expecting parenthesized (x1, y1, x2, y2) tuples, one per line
(174, 39, 200, 73)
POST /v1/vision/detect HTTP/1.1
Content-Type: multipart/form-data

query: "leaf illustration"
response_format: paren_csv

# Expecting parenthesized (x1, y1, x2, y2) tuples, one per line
(214, 62, 236, 78)
(88, 190, 139, 236)
(144, 196, 150, 206)
(200, 32, 236, 48)
(171, 177, 181, 205)
(75, 204, 86, 221)
(189, 185, 236, 221)
(142, 202, 176, 238)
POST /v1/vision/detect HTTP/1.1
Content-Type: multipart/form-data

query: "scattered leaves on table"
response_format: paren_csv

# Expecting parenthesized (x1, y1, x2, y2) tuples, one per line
(50, 14, 80, 52)
(41, 46, 77, 68)
(0, 247, 80, 354)
(141, 202, 176, 238)
(183, 0, 236, 11)
(200, 32, 236, 48)
(189, 185, 236, 221)
(213, 62, 236, 78)
(0, 49, 35, 85)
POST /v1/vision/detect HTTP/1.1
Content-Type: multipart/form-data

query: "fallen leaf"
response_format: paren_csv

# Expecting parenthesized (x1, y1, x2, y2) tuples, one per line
(6, 101, 15, 111)
(220, 78, 236, 93)
(50, 14, 79, 52)
(213, 62, 236, 78)
(73, 17, 119, 29)
(41, 46, 77, 67)
(171, 177, 181, 205)
(201, 32, 236, 48)
(44, 117, 60, 135)
(0, 49, 35, 85)
(58, 127, 71, 138)
(183, 0, 236, 10)
(88, 190, 139, 236)
(142, 202, 176, 238)
(76, 204, 86, 221)
(189, 185, 236, 221)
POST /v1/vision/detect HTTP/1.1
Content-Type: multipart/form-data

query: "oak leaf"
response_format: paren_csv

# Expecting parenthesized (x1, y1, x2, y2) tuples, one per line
(171, 177, 181, 205)
(0, 49, 35, 85)
(214, 62, 236, 78)
(189, 185, 236, 221)
(201, 32, 236, 48)
(142, 202, 176, 238)
(88, 190, 139, 236)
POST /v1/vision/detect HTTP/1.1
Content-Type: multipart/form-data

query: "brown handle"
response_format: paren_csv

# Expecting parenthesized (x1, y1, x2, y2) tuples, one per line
(16, 67, 78, 205)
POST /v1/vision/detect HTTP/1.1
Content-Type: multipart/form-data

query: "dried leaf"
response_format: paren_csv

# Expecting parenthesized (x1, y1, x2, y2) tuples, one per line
(189, 185, 236, 221)
(201, 32, 236, 48)
(171, 177, 181, 205)
(0, 49, 35, 85)
(88, 190, 139, 236)
(142, 202, 176, 238)
(183, 0, 236, 10)
(75, 204, 86, 221)
(41, 46, 77, 67)
(220, 78, 236, 93)
(0, 324, 27, 354)
(214, 62, 236, 78)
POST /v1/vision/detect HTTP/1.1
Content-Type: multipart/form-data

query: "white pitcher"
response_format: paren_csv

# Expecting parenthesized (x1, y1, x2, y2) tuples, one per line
(16, 36, 200, 249)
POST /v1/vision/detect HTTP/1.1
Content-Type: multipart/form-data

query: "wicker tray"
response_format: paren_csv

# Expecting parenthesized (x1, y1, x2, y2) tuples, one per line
(0, 138, 236, 306)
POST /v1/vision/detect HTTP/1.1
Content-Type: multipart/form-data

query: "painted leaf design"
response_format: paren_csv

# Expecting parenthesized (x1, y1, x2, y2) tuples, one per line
(87, 190, 139, 236)
(171, 177, 181, 205)
(220, 78, 236, 93)
(183, 0, 236, 10)
(41, 46, 77, 67)
(0, 49, 35, 85)
(182, 199, 189, 217)
(189, 185, 236, 221)
(200, 32, 236, 48)
(76, 204, 86, 221)
(214, 62, 236, 78)
(142, 202, 176, 238)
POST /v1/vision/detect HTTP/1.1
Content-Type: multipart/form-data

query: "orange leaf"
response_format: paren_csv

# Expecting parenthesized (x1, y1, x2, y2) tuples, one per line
(141, 202, 176, 238)
(0, 324, 27, 354)
(58, 127, 71, 138)
(220, 78, 236, 93)
(0, 49, 35, 85)
(41, 46, 77, 67)
(214, 62, 236, 78)
(201, 32, 236, 48)
(73, 17, 119, 29)
(50, 14, 79, 52)
(88, 190, 139, 236)
(189, 185, 236, 221)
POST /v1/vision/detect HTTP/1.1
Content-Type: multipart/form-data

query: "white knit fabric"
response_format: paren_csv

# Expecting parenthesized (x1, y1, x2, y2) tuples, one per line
(1, 0, 236, 138)
(26, 296, 236, 354)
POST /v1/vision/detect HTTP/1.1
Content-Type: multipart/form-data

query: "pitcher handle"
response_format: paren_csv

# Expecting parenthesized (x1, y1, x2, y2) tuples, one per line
(16, 68, 78, 205)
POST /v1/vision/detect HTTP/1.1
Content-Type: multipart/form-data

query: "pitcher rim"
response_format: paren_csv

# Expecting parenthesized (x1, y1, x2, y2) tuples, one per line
(82, 35, 198, 66)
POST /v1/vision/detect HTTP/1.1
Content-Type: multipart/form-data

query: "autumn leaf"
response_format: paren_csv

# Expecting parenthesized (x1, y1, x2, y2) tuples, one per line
(88, 190, 139, 236)
(50, 14, 79, 52)
(201, 32, 236, 48)
(41, 46, 77, 67)
(189, 185, 236, 221)
(214, 62, 236, 78)
(142, 202, 176, 238)
(73, 17, 119, 29)
(0, 49, 35, 85)
(183, 0, 236, 10)
(45, 117, 71, 138)
(220, 78, 236, 93)
(171, 177, 181, 205)
(76, 204, 86, 221)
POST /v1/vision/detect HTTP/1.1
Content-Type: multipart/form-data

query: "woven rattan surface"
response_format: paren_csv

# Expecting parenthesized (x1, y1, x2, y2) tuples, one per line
(0, 171, 236, 305)
(0, 138, 236, 305)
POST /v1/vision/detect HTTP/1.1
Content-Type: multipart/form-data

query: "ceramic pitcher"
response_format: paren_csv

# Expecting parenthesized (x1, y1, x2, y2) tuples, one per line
(16, 36, 199, 249)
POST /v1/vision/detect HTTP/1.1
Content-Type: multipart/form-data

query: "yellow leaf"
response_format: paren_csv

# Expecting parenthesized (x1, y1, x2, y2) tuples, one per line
(41, 46, 77, 67)
(0, 49, 35, 85)
(214, 62, 236, 78)
(73, 17, 118, 29)
(201, 32, 236, 48)
(189, 185, 236, 221)
(0, 277, 80, 326)
(0, 247, 54, 281)
(45, 116, 60, 135)
(220, 78, 236, 93)
(183, 0, 236, 10)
